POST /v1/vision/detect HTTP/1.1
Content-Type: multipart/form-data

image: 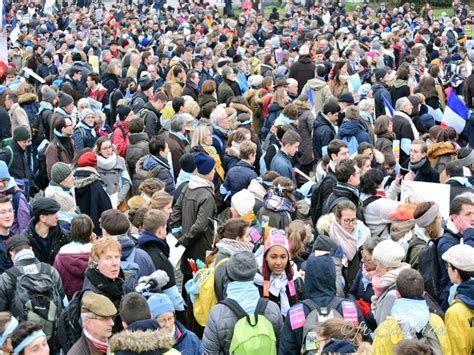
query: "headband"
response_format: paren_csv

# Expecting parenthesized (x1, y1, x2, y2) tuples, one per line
(13, 330, 46, 355)
(415, 204, 440, 228)
(236, 118, 252, 127)
(0, 317, 18, 347)
(457, 150, 474, 167)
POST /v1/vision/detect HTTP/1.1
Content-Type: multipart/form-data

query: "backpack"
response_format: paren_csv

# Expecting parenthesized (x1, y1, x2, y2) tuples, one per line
(0, 137, 12, 149)
(406, 236, 427, 266)
(259, 144, 279, 175)
(418, 238, 443, 301)
(431, 153, 456, 174)
(6, 263, 63, 339)
(342, 135, 359, 155)
(221, 298, 277, 355)
(396, 318, 443, 355)
(301, 298, 359, 353)
(121, 248, 140, 293)
(56, 289, 88, 353)
(35, 142, 51, 190)
(310, 173, 337, 225)
(110, 124, 128, 144)
(12, 190, 32, 221)
(187, 257, 228, 326)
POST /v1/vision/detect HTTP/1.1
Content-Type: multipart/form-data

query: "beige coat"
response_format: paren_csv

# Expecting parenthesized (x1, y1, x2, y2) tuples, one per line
(9, 103, 29, 132)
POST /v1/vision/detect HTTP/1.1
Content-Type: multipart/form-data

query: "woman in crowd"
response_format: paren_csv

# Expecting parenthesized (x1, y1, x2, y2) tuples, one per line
(72, 108, 98, 150)
(374, 115, 395, 156)
(329, 60, 350, 97)
(0, 312, 18, 355)
(287, 220, 311, 270)
(149, 190, 173, 218)
(94, 136, 132, 209)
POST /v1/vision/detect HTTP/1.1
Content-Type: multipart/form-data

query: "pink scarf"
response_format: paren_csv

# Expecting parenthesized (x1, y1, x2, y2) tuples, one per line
(329, 220, 358, 261)
(372, 263, 411, 298)
(84, 329, 108, 354)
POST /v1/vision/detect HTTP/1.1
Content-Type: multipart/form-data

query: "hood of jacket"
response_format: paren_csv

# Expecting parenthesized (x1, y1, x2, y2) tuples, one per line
(393, 79, 408, 88)
(198, 94, 216, 107)
(427, 141, 456, 159)
(297, 55, 312, 64)
(338, 119, 366, 138)
(136, 155, 165, 178)
(307, 77, 328, 90)
(109, 329, 175, 353)
(128, 132, 149, 144)
(55, 252, 89, 277)
(390, 298, 430, 333)
(18, 92, 38, 105)
(304, 254, 337, 306)
(457, 279, 474, 310)
(372, 82, 387, 94)
(188, 174, 213, 191)
(118, 235, 136, 259)
(74, 169, 102, 189)
(102, 72, 119, 85)
(229, 102, 253, 116)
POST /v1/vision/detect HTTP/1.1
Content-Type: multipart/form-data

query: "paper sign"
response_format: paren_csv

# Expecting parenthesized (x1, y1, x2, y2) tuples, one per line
(109, 192, 118, 209)
(89, 55, 99, 73)
(289, 304, 306, 330)
(167, 233, 186, 268)
(274, 48, 284, 63)
(0, 35, 7, 64)
(400, 180, 450, 220)
(465, 25, 473, 39)
(22, 14, 30, 24)
(95, 9, 103, 21)
(10, 25, 20, 45)
(348, 73, 361, 94)
(22, 68, 45, 84)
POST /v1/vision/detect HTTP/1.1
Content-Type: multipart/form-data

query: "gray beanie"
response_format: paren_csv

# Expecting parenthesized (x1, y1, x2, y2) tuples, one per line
(41, 85, 57, 104)
(79, 108, 95, 122)
(13, 126, 31, 142)
(58, 91, 74, 108)
(226, 251, 257, 282)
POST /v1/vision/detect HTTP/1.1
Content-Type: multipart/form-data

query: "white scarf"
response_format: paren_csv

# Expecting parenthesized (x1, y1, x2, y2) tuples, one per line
(98, 153, 117, 171)
(254, 273, 291, 316)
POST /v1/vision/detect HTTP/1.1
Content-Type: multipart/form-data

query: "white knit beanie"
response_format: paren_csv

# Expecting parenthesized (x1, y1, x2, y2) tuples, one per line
(372, 240, 406, 268)
(231, 189, 255, 217)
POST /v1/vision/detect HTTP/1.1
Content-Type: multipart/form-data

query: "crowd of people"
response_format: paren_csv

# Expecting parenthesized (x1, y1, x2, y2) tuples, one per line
(0, 0, 473, 354)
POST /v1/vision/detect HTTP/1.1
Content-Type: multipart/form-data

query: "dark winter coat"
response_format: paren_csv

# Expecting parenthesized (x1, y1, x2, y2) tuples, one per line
(324, 183, 363, 221)
(279, 255, 364, 354)
(22, 218, 70, 266)
(140, 102, 161, 138)
(393, 111, 417, 165)
(68, 333, 104, 355)
(217, 80, 235, 104)
(411, 157, 440, 183)
(182, 81, 199, 101)
(336, 119, 371, 146)
(0, 141, 32, 181)
(390, 80, 410, 105)
(223, 160, 258, 196)
(261, 102, 284, 140)
(296, 102, 315, 166)
(166, 132, 189, 178)
(289, 55, 316, 94)
(375, 132, 395, 156)
(126, 132, 149, 179)
(313, 112, 336, 161)
(74, 169, 113, 235)
(270, 150, 295, 184)
(197, 94, 217, 108)
(373, 82, 392, 118)
(134, 155, 175, 195)
(72, 123, 98, 150)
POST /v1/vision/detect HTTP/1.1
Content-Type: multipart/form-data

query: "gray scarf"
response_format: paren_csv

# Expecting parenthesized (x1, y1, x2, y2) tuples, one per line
(409, 157, 426, 173)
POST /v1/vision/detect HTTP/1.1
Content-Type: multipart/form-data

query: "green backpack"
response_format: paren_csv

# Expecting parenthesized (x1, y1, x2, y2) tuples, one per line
(221, 298, 277, 355)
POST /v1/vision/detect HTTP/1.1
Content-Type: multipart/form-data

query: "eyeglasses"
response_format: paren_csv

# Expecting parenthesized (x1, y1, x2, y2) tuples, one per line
(341, 218, 357, 225)
(0, 209, 14, 216)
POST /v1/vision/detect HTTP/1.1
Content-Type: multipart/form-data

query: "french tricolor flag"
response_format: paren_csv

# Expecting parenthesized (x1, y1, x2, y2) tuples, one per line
(441, 91, 469, 134)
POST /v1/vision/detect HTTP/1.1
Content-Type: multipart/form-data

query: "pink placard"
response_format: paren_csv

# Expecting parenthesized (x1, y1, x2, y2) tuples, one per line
(289, 304, 306, 330)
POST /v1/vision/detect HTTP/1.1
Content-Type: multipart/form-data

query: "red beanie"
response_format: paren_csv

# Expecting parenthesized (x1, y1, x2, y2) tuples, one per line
(77, 152, 97, 168)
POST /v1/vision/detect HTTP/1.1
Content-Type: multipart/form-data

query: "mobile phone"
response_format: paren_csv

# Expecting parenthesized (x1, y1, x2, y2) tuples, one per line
(400, 167, 410, 177)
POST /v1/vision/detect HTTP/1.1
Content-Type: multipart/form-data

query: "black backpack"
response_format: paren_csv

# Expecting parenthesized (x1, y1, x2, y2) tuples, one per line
(35, 142, 51, 190)
(56, 289, 88, 353)
(310, 174, 337, 225)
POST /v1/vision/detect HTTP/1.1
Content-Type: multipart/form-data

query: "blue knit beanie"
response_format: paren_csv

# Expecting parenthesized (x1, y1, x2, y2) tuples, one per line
(194, 152, 215, 175)
(147, 293, 174, 319)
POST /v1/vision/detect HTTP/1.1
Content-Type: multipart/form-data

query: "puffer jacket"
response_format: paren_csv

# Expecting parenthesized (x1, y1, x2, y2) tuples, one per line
(373, 82, 392, 118)
(74, 168, 113, 235)
(279, 255, 364, 354)
(298, 77, 333, 115)
(261, 102, 284, 140)
(445, 279, 474, 355)
(223, 160, 258, 197)
(72, 122, 97, 150)
(53, 242, 92, 299)
(375, 132, 395, 156)
(295, 101, 315, 166)
(126, 132, 149, 178)
(203, 284, 283, 355)
(427, 141, 457, 173)
(169, 174, 216, 280)
(270, 150, 295, 184)
(97, 154, 132, 203)
(134, 155, 175, 195)
(313, 112, 336, 161)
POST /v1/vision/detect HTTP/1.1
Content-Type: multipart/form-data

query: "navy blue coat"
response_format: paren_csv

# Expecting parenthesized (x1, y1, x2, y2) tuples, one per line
(72, 124, 98, 150)
(223, 160, 258, 196)
(313, 112, 336, 161)
(261, 103, 284, 140)
(279, 255, 365, 354)
(270, 150, 295, 184)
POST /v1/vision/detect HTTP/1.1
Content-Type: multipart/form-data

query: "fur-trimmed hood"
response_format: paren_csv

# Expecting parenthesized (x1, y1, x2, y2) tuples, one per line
(293, 99, 311, 110)
(74, 169, 102, 189)
(427, 141, 456, 159)
(18, 92, 38, 105)
(109, 329, 176, 354)
(229, 102, 253, 116)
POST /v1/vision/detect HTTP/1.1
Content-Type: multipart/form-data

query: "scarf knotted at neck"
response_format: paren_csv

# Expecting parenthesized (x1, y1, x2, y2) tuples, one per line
(83, 329, 108, 354)
(85, 267, 124, 305)
(329, 219, 358, 261)
(408, 157, 426, 174)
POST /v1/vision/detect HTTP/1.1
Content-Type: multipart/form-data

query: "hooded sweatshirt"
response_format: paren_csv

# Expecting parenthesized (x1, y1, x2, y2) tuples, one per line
(279, 255, 364, 354)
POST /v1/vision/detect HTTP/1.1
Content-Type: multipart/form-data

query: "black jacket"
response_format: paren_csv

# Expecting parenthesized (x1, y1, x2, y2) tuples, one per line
(141, 102, 161, 138)
(445, 179, 474, 200)
(372, 82, 392, 118)
(0, 141, 32, 181)
(411, 158, 440, 183)
(289, 55, 315, 95)
(182, 81, 199, 101)
(22, 219, 70, 266)
(0, 107, 11, 141)
(324, 183, 363, 221)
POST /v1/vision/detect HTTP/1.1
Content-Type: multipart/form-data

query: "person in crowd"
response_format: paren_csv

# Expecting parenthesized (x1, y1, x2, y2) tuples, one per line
(112, 104, 136, 158)
(73, 150, 113, 236)
(297, 65, 332, 115)
(125, 117, 149, 178)
(0, 126, 33, 186)
(336, 105, 371, 151)
(442, 243, 474, 354)
(392, 97, 418, 165)
(0, 312, 18, 354)
(50, 91, 75, 140)
(406, 139, 440, 183)
(279, 253, 365, 353)
(312, 99, 340, 162)
(374, 115, 395, 156)
(166, 114, 192, 178)
(72, 108, 98, 150)
(22, 197, 70, 265)
(147, 293, 203, 354)
(46, 116, 76, 179)
(203, 251, 283, 353)
(444, 161, 473, 200)
(149, 191, 173, 217)
(94, 137, 132, 209)
(371, 239, 411, 325)
(135, 135, 175, 195)
(68, 292, 117, 355)
(170, 152, 216, 286)
(54, 214, 95, 299)
(373, 269, 451, 354)
(287, 220, 311, 270)
(270, 130, 301, 184)
(11, 322, 49, 355)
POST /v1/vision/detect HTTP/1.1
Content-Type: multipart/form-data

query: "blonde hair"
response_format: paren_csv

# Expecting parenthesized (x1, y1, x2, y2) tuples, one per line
(288, 220, 307, 260)
(184, 101, 200, 118)
(191, 125, 212, 147)
(89, 238, 121, 266)
(150, 190, 173, 210)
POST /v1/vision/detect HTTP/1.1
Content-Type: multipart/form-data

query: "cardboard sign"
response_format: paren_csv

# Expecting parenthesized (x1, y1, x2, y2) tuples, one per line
(400, 180, 450, 220)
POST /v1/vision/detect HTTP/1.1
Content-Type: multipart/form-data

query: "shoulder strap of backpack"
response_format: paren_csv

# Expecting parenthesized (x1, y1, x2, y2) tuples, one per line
(221, 298, 247, 319)
(362, 195, 382, 208)
(12, 190, 22, 218)
(301, 299, 319, 312)
(6, 146, 13, 169)
(212, 134, 224, 152)
(327, 297, 343, 310)
(255, 297, 269, 316)
(5, 266, 22, 279)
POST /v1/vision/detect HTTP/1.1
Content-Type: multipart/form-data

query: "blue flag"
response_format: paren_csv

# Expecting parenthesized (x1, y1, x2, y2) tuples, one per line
(383, 94, 394, 118)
